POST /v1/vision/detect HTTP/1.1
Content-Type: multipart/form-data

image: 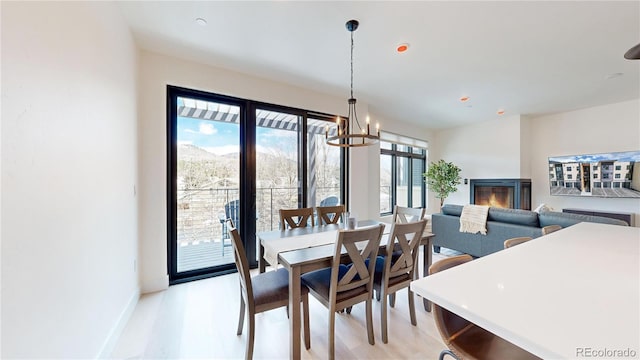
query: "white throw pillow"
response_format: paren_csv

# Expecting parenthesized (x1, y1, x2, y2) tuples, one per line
(533, 203, 553, 213)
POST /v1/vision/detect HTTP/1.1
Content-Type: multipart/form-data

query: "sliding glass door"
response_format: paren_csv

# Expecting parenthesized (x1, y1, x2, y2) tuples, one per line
(168, 86, 346, 283)
(255, 108, 302, 233)
(170, 94, 241, 278)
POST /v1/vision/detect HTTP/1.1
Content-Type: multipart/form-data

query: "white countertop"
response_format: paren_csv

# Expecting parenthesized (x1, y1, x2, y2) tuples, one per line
(411, 222, 640, 359)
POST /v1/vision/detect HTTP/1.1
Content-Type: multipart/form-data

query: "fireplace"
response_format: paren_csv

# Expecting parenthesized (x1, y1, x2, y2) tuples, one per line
(469, 178, 531, 210)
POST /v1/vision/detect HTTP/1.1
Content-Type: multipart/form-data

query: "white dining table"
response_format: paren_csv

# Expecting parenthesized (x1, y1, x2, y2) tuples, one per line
(411, 222, 640, 359)
(257, 220, 435, 360)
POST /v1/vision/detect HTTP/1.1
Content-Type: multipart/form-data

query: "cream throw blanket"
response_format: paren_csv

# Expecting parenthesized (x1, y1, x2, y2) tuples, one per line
(459, 204, 490, 235)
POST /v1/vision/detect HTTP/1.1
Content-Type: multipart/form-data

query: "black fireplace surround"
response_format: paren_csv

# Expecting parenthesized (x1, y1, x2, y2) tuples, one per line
(469, 178, 532, 210)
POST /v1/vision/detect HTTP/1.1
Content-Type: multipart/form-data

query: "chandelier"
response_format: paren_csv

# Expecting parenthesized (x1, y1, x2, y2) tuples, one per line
(326, 19, 380, 147)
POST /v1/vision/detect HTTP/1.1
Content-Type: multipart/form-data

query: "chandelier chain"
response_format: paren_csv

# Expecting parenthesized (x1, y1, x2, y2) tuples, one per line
(350, 29, 364, 132)
(350, 30, 354, 100)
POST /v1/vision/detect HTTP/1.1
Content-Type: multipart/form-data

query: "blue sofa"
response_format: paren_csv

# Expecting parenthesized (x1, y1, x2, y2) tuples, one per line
(431, 204, 629, 257)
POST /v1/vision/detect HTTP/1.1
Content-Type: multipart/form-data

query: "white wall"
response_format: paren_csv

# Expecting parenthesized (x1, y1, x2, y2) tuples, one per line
(529, 99, 640, 225)
(432, 100, 640, 225)
(435, 114, 524, 209)
(1, 2, 139, 358)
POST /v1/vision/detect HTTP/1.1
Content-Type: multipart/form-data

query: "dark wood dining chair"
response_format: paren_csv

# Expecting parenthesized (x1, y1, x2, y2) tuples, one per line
(316, 204, 346, 225)
(279, 207, 314, 229)
(429, 255, 541, 360)
(301, 224, 384, 360)
(373, 219, 427, 343)
(503, 236, 533, 249)
(227, 220, 311, 360)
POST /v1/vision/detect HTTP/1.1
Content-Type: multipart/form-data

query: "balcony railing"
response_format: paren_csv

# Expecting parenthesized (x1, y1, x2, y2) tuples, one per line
(176, 187, 341, 246)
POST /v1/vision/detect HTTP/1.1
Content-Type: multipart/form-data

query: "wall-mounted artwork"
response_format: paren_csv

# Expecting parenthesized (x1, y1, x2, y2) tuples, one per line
(548, 150, 640, 198)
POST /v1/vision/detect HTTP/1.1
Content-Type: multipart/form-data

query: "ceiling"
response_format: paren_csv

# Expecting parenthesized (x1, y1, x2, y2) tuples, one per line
(118, 1, 640, 129)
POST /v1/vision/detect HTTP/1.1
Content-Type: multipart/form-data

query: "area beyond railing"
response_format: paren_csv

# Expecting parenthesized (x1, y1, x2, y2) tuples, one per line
(176, 187, 341, 245)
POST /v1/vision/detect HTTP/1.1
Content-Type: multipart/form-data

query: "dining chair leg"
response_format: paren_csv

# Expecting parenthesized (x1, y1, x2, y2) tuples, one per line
(389, 293, 396, 307)
(302, 293, 311, 350)
(408, 288, 417, 326)
(237, 297, 245, 335)
(328, 308, 336, 360)
(246, 313, 255, 360)
(380, 291, 388, 344)
(366, 298, 375, 345)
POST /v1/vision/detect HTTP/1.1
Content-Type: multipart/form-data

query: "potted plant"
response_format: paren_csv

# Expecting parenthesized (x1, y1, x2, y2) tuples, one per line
(423, 159, 462, 207)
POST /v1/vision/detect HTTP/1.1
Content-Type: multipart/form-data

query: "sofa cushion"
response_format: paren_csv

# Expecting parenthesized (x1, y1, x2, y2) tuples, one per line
(487, 207, 539, 227)
(441, 204, 463, 216)
(538, 211, 629, 228)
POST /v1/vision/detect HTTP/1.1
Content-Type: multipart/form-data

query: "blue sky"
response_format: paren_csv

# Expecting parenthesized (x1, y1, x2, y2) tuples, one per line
(549, 150, 640, 163)
(177, 116, 297, 156)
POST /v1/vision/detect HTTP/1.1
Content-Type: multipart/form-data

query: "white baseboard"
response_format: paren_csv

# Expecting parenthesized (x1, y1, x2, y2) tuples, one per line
(141, 274, 169, 294)
(96, 287, 140, 359)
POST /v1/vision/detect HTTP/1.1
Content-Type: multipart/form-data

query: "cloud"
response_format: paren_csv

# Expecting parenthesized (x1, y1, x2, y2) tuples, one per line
(199, 123, 217, 135)
(183, 123, 218, 135)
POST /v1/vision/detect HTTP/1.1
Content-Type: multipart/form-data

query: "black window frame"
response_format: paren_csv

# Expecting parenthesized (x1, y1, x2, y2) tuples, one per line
(167, 85, 348, 284)
(380, 141, 427, 216)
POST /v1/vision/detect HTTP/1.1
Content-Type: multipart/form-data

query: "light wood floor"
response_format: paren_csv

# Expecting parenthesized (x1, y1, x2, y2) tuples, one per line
(112, 249, 454, 359)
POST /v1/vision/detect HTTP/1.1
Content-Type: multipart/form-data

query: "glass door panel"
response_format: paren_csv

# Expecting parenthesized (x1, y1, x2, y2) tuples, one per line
(255, 109, 301, 233)
(396, 156, 409, 207)
(380, 154, 392, 213)
(175, 96, 239, 273)
(412, 157, 425, 207)
(307, 117, 342, 209)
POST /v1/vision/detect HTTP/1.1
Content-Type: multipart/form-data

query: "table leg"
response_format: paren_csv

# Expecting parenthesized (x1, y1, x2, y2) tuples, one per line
(289, 265, 302, 360)
(259, 242, 265, 273)
(422, 237, 433, 312)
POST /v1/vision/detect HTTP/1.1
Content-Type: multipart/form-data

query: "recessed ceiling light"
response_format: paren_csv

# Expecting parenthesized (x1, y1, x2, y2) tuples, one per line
(459, 96, 470, 102)
(497, 109, 505, 115)
(195, 18, 208, 26)
(605, 72, 623, 79)
(396, 43, 410, 53)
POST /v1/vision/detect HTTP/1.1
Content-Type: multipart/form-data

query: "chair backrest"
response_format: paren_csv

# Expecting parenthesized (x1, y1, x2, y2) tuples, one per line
(226, 200, 241, 228)
(279, 208, 314, 229)
(317, 205, 346, 225)
(429, 255, 474, 348)
(392, 205, 426, 224)
(320, 196, 339, 207)
(331, 224, 385, 294)
(384, 219, 428, 279)
(504, 236, 533, 249)
(227, 220, 253, 307)
(541, 224, 562, 235)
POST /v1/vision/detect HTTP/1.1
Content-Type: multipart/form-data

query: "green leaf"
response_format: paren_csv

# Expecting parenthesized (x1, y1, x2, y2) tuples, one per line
(423, 160, 462, 206)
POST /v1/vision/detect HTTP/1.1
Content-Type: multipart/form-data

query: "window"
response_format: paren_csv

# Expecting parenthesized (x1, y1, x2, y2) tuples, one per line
(566, 166, 572, 171)
(567, 174, 573, 179)
(593, 165, 598, 170)
(615, 174, 621, 179)
(379, 133, 427, 215)
(167, 86, 346, 283)
(594, 174, 599, 179)
(615, 165, 621, 171)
